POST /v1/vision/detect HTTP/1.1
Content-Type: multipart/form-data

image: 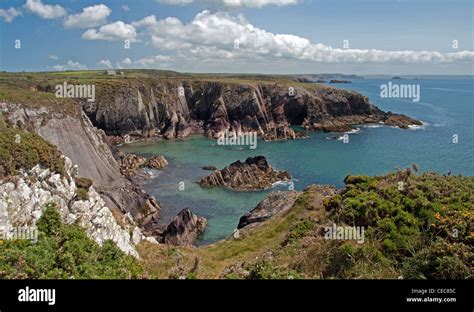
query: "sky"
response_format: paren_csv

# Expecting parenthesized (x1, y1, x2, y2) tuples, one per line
(0, 0, 473, 75)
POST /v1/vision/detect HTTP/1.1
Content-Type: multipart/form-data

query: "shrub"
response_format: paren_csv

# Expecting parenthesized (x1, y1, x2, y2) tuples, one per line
(0, 204, 144, 279)
(0, 115, 65, 177)
(74, 177, 93, 201)
(323, 172, 474, 279)
(245, 260, 302, 280)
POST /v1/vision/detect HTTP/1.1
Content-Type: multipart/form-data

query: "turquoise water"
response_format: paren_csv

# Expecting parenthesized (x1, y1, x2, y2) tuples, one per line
(121, 78, 474, 245)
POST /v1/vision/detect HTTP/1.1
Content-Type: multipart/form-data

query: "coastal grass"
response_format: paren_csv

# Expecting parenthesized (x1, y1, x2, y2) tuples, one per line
(0, 83, 80, 116)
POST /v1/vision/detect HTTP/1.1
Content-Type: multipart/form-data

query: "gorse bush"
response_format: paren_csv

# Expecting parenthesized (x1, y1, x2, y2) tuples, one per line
(74, 177, 93, 201)
(0, 204, 144, 279)
(324, 171, 473, 279)
(0, 114, 65, 177)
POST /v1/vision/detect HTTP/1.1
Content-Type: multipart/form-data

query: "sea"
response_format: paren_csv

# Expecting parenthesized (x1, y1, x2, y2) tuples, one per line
(121, 78, 474, 245)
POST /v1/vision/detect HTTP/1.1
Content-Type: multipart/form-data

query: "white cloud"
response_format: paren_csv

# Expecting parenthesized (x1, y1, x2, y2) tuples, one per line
(132, 11, 474, 65)
(121, 57, 132, 65)
(53, 60, 87, 71)
(152, 36, 192, 50)
(82, 21, 138, 41)
(64, 4, 111, 29)
(48, 54, 59, 60)
(121, 5, 130, 11)
(0, 7, 22, 23)
(98, 59, 113, 68)
(156, 0, 298, 7)
(135, 55, 172, 68)
(23, 0, 66, 19)
(116, 58, 132, 69)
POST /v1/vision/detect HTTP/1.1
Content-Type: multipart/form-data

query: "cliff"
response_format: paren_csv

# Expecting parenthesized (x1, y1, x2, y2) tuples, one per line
(0, 99, 161, 237)
(78, 77, 420, 142)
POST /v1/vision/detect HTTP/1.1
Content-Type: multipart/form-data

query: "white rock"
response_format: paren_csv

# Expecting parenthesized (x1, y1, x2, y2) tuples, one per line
(0, 157, 141, 257)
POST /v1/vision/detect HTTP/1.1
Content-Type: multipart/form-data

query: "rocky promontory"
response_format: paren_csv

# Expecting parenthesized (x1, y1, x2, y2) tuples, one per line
(198, 156, 291, 191)
(383, 113, 423, 129)
(238, 191, 300, 229)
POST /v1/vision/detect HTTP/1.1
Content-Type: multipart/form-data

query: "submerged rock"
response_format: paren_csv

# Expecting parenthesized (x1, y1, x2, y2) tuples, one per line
(160, 208, 207, 246)
(198, 156, 291, 191)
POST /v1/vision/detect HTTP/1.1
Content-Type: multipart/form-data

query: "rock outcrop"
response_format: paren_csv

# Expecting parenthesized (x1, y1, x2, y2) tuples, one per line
(383, 113, 422, 129)
(118, 154, 168, 178)
(145, 155, 168, 170)
(238, 191, 301, 229)
(119, 153, 147, 178)
(198, 156, 291, 191)
(159, 208, 207, 246)
(0, 156, 152, 257)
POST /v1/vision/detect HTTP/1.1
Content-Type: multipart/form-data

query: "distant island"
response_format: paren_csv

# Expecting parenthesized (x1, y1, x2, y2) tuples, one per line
(329, 79, 351, 84)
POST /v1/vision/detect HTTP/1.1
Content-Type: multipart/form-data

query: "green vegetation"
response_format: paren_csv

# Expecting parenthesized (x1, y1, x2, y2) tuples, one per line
(74, 177, 93, 201)
(329, 170, 473, 279)
(0, 113, 65, 177)
(0, 204, 144, 279)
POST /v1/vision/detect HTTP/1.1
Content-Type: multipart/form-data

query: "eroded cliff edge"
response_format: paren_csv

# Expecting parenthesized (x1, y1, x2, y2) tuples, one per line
(79, 79, 421, 141)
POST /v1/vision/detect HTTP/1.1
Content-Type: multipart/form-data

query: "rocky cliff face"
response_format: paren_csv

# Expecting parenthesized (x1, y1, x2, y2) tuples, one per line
(83, 80, 420, 142)
(0, 156, 155, 257)
(198, 156, 291, 191)
(0, 103, 161, 235)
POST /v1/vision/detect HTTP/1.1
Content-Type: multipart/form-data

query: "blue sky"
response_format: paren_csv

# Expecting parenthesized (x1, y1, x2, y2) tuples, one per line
(0, 0, 473, 74)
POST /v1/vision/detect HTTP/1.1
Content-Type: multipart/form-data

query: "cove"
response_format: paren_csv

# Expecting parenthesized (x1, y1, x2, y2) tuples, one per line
(120, 78, 474, 245)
